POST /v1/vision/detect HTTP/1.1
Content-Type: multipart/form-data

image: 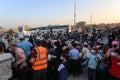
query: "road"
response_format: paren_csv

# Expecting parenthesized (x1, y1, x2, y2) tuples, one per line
(68, 74, 87, 80)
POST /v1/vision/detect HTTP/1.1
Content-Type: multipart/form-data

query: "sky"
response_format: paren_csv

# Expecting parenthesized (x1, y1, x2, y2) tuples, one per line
(0, 0, 120, 28)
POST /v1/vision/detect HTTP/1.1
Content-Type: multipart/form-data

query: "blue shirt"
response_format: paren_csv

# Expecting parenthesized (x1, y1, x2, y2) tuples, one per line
(87, 53, 101, 69)
(69, 48, 79, 60)
(57, 62, 68, 80)
(17, 41, 33, 57)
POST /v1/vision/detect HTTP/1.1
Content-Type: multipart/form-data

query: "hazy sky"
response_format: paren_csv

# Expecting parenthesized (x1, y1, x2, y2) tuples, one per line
(0, 0, 120, 28)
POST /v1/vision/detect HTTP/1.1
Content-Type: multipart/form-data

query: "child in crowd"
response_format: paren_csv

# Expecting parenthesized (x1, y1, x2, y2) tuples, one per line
(58, 53, 69, 80)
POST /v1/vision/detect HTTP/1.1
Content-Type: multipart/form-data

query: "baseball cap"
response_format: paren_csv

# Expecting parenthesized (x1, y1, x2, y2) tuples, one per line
(112, 40, 119, 45)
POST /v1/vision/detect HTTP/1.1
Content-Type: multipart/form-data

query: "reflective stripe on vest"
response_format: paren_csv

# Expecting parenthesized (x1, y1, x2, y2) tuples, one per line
(33, 62, 47, 66)
(32, 46, 48, 71)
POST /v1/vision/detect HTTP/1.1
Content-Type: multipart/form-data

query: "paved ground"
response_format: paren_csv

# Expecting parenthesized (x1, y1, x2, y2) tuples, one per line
(68, 73, 87, 80)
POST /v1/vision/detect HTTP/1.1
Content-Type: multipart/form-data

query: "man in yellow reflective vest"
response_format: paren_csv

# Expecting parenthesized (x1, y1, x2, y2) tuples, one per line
(30, 39, 48, 80)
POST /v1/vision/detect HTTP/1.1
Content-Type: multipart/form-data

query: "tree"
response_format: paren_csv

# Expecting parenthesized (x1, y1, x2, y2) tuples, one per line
(105, 25, 111, 30)
(6, 29, 15, 33)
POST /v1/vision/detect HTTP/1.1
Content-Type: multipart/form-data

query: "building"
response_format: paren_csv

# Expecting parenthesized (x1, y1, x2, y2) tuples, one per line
(26, 25, 70, 33)
(76, 21, 86, 27)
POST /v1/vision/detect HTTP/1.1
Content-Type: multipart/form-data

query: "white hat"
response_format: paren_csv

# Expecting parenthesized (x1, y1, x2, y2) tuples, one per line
(91, 50, 96, 53)
(84, 42, 88, 45)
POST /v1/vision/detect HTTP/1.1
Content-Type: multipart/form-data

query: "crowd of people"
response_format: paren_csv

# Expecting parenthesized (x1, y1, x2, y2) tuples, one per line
(0, 27, 120, 80)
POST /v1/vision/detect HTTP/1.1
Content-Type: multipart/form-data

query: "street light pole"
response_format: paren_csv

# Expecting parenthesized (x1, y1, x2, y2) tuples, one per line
(90, 13, 93, 33)
(90, 13, 92, 25)
(74, 0, 76, 26)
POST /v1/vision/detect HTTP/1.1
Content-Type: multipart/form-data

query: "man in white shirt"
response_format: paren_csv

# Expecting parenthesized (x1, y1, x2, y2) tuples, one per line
(0, 46, 15, 80)
(82, 42, 90, 59)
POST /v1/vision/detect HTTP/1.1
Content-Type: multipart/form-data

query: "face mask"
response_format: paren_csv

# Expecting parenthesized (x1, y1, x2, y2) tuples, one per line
(54, 46, 57, 49)
(48, 54, 51, 61)
(60, 56, 64, 60)
(9, 48, 12, 51)
(111, 52, 116, 56)
(112, 45, 118, 48)
(91, 50, 96, 54)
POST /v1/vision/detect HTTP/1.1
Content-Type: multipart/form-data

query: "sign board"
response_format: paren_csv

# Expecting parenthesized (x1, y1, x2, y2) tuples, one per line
(18, 27, 24, 37)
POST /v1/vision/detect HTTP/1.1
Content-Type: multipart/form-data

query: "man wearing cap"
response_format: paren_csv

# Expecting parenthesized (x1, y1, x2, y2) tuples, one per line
(87, 49, 102, 80)
(82, 42, 90, 59)
(104, 40, 120, 80)
(105, 40, 119, 58)
(109, 49, 120, 80)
